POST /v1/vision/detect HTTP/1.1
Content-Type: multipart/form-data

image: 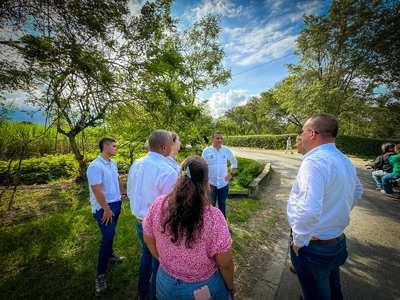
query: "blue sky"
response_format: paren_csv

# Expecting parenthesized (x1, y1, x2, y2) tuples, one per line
(4, 0, 330, 123)
(168, 0, 331, 116)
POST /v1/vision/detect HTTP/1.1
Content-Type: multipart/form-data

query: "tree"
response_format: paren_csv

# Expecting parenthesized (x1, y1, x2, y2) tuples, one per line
(1, 0, 131, 180)
(122, 8, 230, 144)
(274, 0, 400, 137)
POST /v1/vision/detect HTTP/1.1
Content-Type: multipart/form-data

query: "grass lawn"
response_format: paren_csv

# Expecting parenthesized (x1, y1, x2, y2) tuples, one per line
(0, 183, 263, 299)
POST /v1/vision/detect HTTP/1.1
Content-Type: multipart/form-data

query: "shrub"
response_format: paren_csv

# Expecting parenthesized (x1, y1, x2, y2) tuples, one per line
(0, 155, 78, 185)
(230, 157, 265, 189)
(224, 134, 399, 158)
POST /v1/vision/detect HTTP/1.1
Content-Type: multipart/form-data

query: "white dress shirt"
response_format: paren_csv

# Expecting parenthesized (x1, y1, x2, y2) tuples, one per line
(87, 156, 121, 213)
(165, 156, 180, 173)
(202, 145, 238, 189)
(287, 143, 363, 247)
(127, 152, 178, 220)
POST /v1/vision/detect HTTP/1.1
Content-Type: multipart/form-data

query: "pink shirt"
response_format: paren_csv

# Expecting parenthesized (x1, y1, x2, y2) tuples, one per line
(143, 195, 232, 282)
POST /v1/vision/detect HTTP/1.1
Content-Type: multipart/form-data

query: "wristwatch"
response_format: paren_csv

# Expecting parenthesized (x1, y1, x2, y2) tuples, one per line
(229, 171, 234, 175)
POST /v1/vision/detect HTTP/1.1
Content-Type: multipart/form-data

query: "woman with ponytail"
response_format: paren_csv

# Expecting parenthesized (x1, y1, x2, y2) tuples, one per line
(143, 155, 235, 300)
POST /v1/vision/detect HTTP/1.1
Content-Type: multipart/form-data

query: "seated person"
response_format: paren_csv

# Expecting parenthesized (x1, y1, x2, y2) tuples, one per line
(382, 144, 400, 194)
(366, 143, 395, 189)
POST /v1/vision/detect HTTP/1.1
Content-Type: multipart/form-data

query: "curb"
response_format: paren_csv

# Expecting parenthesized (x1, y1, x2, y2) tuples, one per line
(229, 163, 272, 198)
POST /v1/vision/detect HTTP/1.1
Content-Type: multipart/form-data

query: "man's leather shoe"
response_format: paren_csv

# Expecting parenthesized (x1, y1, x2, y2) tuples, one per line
(290, 265, 296, 274)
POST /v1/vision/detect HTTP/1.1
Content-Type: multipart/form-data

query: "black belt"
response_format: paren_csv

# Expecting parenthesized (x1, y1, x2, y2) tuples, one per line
(309, 233, 344, 246)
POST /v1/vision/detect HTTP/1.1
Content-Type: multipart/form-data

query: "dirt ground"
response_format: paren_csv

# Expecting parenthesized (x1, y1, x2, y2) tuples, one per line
(232, 173, 287, 300)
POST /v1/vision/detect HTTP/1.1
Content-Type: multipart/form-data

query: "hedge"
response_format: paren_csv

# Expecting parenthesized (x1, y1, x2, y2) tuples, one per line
(1, 134, 399, 186)
(223, 134, 400, 157)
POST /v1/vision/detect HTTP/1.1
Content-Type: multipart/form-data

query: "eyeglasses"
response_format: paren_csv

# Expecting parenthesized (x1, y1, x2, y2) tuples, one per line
(299, 129, 319, 135)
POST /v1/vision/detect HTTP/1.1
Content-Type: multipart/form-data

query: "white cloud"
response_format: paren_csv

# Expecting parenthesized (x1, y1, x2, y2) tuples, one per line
(184, 0, 244, 22)
(207, 89, 255, 116)
(2, 91, 31, 109)
(223, 25, 297, 66)
(222, 0, 328, 66)
(128, 0, 157, 16)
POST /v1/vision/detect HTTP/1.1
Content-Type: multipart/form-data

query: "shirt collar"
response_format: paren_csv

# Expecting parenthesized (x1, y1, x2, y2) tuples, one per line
(147, 151, 167, 160)
(98, 155, 111, 164)
(303, 143, 336, 159)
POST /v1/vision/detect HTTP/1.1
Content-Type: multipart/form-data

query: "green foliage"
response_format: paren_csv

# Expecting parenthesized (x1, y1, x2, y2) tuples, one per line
(0, 180, 262, 299)
(224, 134, 400, 158)
(0, 155, 79, 185)
(224, 134, 296, 151)
(230, 157, 265, 189)
(0, 122, 73, 160)
(335, 136, 399, 157)
(271, 0, 400, 139)
(0, 187, 140, 299)
(227, 198, 261, 224)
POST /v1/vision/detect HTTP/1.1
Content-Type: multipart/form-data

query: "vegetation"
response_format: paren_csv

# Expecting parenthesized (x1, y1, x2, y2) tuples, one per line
(1, 0, 230, 180)
(216, 0, 400, 139)
(224, 134, 400, 157)
(0, 180, 263, 299)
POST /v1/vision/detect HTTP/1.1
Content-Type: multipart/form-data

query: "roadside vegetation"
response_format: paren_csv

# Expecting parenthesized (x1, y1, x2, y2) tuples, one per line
(0, 172, 267, 299)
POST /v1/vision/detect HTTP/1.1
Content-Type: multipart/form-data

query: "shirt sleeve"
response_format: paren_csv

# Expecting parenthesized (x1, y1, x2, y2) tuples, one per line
(160, 172, 178, 195)
(87, 164, 103, 185)
(210, 208, 232, 254)
(201, 148, 207, 160)
(227, 148, 238, 168)
(126, 163, 135, 200)
(292, 159, 325, 247)
(352, 176, 363, 209)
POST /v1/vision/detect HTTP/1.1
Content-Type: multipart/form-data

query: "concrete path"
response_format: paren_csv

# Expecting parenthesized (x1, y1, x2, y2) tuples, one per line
(231, 148, 400, 300)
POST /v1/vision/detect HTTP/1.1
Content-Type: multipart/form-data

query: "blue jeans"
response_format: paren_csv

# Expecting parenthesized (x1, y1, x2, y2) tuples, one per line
(290, 234, 348, 300)
(211, 184, 229, 218)
(93, 201, 122, 275)
(136, 221, 159, 300)
(382, 173, 400, 194)
(371, 170, 387, 188)
(156, 266, 227, 300)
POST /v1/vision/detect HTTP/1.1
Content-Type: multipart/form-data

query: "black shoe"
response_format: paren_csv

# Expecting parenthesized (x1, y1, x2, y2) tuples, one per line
(95, 274, 107, 296)
(290, 265, 296, 274)
(109, 252, 124, 264)
(228, 226, 233, 234)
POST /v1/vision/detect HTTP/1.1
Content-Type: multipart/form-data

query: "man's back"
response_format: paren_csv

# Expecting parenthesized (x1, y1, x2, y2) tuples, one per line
(128, 152, 177, 220)
(288, 143, 363, 243)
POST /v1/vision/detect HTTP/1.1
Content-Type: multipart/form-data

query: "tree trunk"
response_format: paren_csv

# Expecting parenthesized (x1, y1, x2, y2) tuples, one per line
(68, 133, 87, 182)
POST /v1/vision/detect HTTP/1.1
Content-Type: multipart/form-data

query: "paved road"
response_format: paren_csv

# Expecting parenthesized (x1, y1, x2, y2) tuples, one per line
(231, 148, 400, 300)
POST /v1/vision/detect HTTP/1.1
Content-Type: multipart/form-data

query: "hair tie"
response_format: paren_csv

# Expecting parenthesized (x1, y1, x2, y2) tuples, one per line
(181, 165, 191, 179)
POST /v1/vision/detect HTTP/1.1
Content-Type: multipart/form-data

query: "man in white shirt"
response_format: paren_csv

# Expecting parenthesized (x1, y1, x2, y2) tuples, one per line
(202, 132, 237, 226)
(87, 138, 127, 296)
(127, 130, 178, 300)
(287, 114, 363, 299)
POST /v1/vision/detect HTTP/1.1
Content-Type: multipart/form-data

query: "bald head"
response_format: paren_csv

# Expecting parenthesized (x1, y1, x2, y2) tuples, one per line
(148, 130, 173, 156)
(307, 113, 338, 139)
(300, 113, 338, 152)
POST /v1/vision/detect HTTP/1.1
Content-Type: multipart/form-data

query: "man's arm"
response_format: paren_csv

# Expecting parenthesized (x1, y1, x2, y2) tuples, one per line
(291, 161, 325, 249)
(118, 176, 127, 200)
(225, 148, 238, 182)
(366, 156, 382, 169)
(160, 170, 178, 196)
(91, 184, 114, 225)
(352, 176, 363, 209)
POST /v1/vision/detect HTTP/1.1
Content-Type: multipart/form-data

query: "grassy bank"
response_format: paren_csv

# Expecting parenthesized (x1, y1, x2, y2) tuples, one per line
(0, 181, 264, 299)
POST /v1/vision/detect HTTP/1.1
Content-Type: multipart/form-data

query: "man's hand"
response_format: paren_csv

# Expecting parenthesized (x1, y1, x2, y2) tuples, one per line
(290, 240, 302, 256)
(120, 192, 127, 201)
(225, 173, 233, 182)
(101, 208, 114, 225)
